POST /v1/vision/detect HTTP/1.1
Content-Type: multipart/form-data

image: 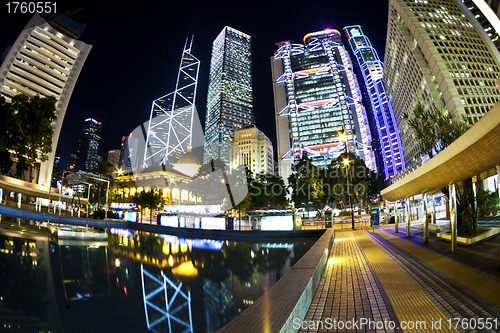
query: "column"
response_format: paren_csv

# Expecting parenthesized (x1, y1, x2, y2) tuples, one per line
(423, 193, 429, 244)
(496, 166, 500, 268)
(432, 194, 436, 224)
(395, 200, 399, 234)
(449, 183, 458, 253)
(405, 197, 411, 238)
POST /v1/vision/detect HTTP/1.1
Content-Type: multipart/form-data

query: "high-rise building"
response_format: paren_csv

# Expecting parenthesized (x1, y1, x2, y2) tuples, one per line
(76, 118, 102, 172)
(344, 25, 406, 180)
(144, 38, 202, 167)
(203, 26, 254, 165)
(107, 150, 121, 169)
(463, 0, 500, 52)
(65, 153, 77, 171)
(230, 126, 274, 175)
(384, 0, 500, 168)
(0, 13, 92, 185)
(271, 29, 377, 182)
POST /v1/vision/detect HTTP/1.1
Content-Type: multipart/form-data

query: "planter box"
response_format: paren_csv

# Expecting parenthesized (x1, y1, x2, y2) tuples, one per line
(436, 227, 499, 246)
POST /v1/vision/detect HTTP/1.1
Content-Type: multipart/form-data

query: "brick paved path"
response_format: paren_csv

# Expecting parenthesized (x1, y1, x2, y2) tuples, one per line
(299, 230, 500, 333)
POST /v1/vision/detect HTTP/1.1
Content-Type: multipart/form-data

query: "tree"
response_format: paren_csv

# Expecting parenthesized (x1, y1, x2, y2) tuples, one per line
(402, 104, 469, 159)
(4, 94, 57, 181)
(403, 104, 482, 235)
(249, 172, 289, 210)
(90, 159, 116, 206)
(130, 190, 164, 223)
(287, 156, 324, 217)
(0, 97, 14, 174)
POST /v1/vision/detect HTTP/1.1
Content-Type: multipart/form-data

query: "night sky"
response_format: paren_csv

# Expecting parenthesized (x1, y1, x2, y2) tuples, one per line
(0, 0, 390, 167)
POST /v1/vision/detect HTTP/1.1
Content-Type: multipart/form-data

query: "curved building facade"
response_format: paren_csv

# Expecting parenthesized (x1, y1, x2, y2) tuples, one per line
(0, 14, 92, 185)
(344, 25, 405, 180)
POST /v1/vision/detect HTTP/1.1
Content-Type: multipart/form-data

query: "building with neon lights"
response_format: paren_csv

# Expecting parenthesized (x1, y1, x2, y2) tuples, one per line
(0, 14, 91, 185)
(384, 0, 500, 168)
(76, 118, 102, 172)
(144, 37, 202, 167)
(271, 29, 377, 182)
(203, 27, 254, 165)
(344, 25, 405, 180)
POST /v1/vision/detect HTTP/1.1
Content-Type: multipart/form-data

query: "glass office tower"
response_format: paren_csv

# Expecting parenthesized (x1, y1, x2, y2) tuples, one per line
(344, 25, 405, 180)
(203, 27, 254, 165)
(76, 118, 102, 172)
(271, 29, 376, 182)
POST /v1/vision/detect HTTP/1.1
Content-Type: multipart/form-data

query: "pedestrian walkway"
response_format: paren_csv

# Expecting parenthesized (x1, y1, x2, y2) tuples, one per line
(299, 228, 500, 332)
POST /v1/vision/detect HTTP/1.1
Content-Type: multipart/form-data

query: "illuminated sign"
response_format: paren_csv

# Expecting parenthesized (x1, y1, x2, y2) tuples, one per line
(260, 216, 294, 231)
(160, 216, 179, 227)
(201, 217, 225, 230)
(163, 205, 222, 215)
(111, 203, 138, 210)
(124, 211, 137, 222)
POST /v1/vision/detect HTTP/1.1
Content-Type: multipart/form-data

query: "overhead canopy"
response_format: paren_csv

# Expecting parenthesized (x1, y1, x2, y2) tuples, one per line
(381, 101, 500, 202)
(0, 175, 88, 204)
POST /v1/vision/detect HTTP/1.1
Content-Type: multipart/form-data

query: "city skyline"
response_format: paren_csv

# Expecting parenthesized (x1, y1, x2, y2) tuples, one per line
(0, 0, 391, 171)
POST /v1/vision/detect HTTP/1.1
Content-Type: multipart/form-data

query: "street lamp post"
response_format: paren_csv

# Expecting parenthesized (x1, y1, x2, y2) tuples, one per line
(343, 158, 355, 230)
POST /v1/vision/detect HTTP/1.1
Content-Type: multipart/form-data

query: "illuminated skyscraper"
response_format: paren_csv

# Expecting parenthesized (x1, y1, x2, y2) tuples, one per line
(0, 13, 91, 185)
(384, 0, 500, 168)
(344, 25, 405, 180)
(203, 27, 254, 165)
(76, 118, 102, 172)
(144, 38, 202, 167)
(230, 126, 274, 175)
(271, 29, 376, 181)
(463, 0, 500, 52)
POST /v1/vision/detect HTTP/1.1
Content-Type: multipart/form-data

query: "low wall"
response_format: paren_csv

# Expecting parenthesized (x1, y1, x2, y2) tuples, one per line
(0, 204, 325, 241)
(217, 228, 335, 333)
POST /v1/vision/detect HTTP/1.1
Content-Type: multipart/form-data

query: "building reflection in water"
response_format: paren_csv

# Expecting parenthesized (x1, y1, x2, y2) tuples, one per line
(0, 223, 314, 333)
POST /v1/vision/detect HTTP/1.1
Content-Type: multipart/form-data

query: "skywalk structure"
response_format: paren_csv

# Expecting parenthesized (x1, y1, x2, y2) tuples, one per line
(0, 13, 91, 186)
(344, 25, 405, 180)
(144, 38, 201, 167)
(271, 29, 376, 182)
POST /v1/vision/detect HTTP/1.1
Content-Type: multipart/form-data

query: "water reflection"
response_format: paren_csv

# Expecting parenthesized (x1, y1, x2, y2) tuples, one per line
(0, 224, 315, 333)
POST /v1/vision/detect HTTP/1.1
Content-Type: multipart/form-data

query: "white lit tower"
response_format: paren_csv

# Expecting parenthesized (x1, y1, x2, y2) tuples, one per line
(203, 27, 254, 165)
(271, 29, 376, 181)
(0, 13, 92, 185)
(144, 37, 201, 167)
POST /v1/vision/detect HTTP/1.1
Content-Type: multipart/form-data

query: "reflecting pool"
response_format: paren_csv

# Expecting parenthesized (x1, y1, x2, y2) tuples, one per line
(0, 224, 316, 333)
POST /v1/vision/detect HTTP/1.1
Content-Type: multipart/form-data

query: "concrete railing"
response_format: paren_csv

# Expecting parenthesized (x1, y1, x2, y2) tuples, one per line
(217, 228, 335, 333)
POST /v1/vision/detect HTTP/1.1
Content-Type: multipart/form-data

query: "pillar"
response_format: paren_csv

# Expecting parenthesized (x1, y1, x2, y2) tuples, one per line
(395, 200, 399, 234)
(17, 193, 21, 209)
(496, 166, 500, 268)
(423, 193, 429, 244)
(405, 197, 411, 238)
(449, 183, 458, 253)
(432, 194, 436, 224)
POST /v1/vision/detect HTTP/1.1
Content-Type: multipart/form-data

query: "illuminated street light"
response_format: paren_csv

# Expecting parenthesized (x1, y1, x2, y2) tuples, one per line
(343, 158, 355, 230)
